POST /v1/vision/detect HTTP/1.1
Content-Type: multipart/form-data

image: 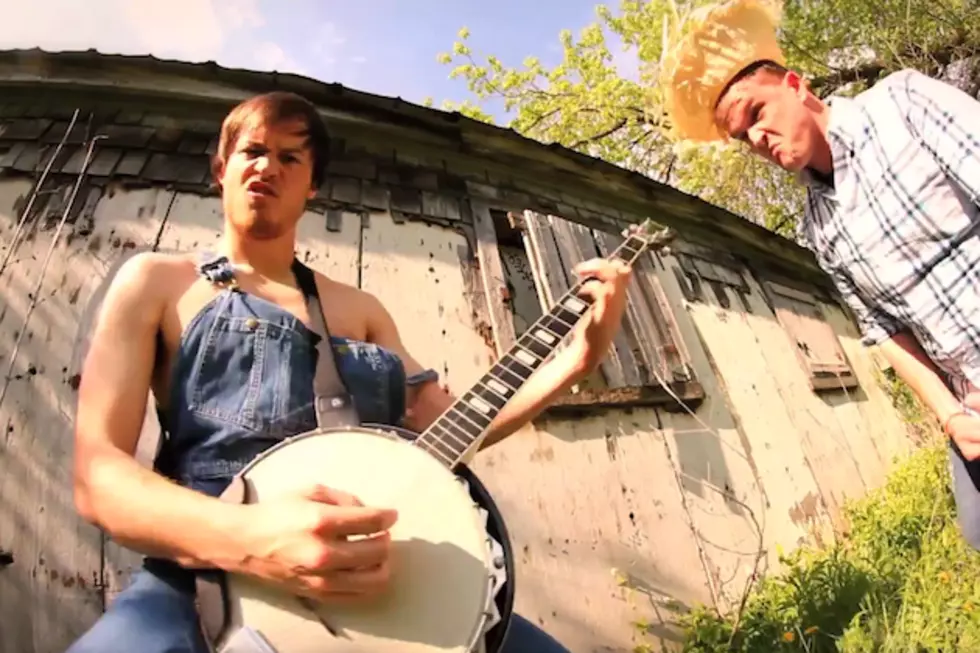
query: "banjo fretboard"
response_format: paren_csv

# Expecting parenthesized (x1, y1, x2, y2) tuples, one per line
(415, 222, 672, 469)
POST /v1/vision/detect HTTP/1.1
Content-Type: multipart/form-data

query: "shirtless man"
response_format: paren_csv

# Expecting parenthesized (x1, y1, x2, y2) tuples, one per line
(68, 91, 633, 652)
(661, 0, 980, 546)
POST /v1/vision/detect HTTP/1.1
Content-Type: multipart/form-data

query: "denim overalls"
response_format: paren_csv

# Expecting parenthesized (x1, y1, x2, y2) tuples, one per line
(66, 253, 569, 653)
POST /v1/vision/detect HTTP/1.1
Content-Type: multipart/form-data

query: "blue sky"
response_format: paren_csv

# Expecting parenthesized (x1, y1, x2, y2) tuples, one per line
(0, 0, 638, 124)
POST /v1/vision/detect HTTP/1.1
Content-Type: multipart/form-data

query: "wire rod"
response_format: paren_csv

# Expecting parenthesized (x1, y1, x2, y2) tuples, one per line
(0, 133, 105, 413)
(0, 108, 81, 278)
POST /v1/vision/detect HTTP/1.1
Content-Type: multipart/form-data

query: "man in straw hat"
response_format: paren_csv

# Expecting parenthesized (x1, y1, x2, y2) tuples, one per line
(661, 0, 980, 548)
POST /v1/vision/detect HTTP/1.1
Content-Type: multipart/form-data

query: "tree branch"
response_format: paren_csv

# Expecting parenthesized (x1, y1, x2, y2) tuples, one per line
(808, 40, 978, 97)
(568, 118, 629, 149)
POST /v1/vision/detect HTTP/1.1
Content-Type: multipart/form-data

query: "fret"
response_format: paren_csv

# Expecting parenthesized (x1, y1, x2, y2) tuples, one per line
(532, 324, 563, 342)
(413, 219, 671, 469)
(442, 405, 486, 435)
(550, 305, 586, 327)
(489, 365, 524, 390)
(472, 383, 507, 410)
(512, 346, 541, 369)
(464, 393, 494, 416)
(431, 421, 470, 449)
(562, 295, 588, 314)
(500, 353, 535, 379)
(452, 402, 493, 431)
(436, 415, 480, 447)
(424, 431, 459, 463)
(540, 314, 575, 337)
(483, 376, 514, 398)
(520, 333, 553, 359)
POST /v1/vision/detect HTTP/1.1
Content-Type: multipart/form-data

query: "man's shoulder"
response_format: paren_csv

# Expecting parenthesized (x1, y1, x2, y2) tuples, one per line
(309, 267, 390, 324)
(310, 267, 381, 309)
(96, 250, 201, 318)
(856, 68, 939, 107)
(110, 249, 198, 287)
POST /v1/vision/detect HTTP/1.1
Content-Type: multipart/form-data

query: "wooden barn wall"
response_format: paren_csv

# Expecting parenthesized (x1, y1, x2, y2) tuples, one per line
(0, 102, 917, 653)
(467, 214, 916, 652)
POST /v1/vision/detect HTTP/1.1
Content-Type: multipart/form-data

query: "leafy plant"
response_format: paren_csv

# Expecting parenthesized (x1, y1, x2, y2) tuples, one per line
(676, 378, 980, 651)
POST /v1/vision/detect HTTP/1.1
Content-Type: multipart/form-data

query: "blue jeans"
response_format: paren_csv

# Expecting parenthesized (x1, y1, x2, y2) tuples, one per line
(65, 567, 570, 653)
(950, 439, 980, 550)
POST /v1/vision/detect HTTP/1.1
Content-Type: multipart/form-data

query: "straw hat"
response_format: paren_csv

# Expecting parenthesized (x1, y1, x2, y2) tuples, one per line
(660, 0, 786, 142)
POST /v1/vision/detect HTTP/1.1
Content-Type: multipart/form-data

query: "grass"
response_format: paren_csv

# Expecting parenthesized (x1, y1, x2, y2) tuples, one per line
(674, 371, 980, 652)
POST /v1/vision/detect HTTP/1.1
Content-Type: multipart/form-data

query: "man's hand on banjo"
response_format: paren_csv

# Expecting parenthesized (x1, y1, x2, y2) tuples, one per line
(236, 484, 398, 603)
(567, 257, 633, 373)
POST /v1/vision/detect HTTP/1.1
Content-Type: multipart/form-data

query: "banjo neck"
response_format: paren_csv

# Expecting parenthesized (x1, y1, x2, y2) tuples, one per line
(414, 219, 675, 469)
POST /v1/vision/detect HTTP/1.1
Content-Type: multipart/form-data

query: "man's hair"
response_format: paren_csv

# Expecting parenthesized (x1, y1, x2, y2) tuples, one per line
(715, 59, 790, 108)
(211, 91, 331, 188)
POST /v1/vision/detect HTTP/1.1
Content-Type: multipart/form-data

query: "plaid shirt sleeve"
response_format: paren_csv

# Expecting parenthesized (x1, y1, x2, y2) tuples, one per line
(894, 69, 980, 206)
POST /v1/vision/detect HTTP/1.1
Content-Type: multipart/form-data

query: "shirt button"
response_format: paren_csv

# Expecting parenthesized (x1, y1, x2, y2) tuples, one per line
(244, 317, 258, 330)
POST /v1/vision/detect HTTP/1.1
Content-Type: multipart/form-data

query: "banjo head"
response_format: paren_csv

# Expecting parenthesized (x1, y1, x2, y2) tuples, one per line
(221, 425, 507, 653)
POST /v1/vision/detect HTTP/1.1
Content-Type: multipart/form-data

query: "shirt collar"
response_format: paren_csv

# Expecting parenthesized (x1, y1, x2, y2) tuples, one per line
(796, 94, 857, 238)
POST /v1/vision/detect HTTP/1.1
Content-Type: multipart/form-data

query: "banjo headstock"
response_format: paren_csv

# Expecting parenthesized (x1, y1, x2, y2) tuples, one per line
(620, 219, 676, 251)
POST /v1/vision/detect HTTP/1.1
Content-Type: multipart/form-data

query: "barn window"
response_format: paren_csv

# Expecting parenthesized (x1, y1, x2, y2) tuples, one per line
(470, 202, 704, 414)
(763, 280, 859, 392)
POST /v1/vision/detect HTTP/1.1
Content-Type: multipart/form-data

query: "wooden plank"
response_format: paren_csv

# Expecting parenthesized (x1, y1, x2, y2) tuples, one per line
(633, 255, 690, 380)
(296, 208, 361, 288)
(0, 180, 175, 653)
(468, 409, 717, 651)
(0, 177, 102, 653)
(153, 192, 223, 252)
(520, 210, 570, 311)
(359, 210, 494, 397)
(470, 200, 516, 357)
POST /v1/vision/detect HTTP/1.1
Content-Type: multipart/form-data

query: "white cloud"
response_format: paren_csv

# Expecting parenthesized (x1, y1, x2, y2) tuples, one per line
(310, 22, 347, 60)
(250, 41, 316, 79)
(0, 0, 263, 64)
(0, 2, 361, 85)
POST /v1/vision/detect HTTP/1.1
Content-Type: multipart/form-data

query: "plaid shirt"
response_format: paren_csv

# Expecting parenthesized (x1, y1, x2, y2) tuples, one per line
(798, 69, 980, 398)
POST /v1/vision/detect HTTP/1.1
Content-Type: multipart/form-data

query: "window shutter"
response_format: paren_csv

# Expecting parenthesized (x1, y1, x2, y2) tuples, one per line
(521, 210, 692, 390)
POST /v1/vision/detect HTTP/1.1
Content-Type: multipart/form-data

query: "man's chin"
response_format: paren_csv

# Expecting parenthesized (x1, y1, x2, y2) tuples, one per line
(246, 224, 286, 241)
(775, 149, 806, 174)
(229, 217, 285, 241)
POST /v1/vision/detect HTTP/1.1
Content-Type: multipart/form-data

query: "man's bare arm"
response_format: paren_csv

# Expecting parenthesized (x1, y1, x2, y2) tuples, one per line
(72, 253, 250, 570)
(877, 330, 963, 427)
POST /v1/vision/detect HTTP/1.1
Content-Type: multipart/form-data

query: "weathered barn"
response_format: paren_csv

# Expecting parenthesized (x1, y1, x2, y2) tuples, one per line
(0, 49, 916, 652)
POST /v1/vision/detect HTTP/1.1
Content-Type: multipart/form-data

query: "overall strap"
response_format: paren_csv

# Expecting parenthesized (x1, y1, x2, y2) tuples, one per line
(290, 258, 361, 429)
(197, 251, 237, 286)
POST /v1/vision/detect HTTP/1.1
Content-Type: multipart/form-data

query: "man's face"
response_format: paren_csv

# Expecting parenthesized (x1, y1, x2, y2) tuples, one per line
(217, 117, 317, 241)
(713, 69, 822, 174)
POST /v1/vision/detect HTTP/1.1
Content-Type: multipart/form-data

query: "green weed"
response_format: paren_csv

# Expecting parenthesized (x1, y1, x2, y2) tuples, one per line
(677, 374, 980, 651)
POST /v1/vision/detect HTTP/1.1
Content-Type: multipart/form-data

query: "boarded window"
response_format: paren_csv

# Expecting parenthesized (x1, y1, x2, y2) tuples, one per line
(765, 281, 859, 392)
(469, 202, 702, 411)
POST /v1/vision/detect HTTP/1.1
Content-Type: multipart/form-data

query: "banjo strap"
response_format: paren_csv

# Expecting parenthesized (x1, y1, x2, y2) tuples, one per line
(290, 257, 361, 430)
(195, 253, 361, 651)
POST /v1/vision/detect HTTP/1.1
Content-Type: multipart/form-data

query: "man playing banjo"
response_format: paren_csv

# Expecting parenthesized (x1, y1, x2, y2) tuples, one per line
(660, 0, 980, 548)
(68, 92, 634, 652)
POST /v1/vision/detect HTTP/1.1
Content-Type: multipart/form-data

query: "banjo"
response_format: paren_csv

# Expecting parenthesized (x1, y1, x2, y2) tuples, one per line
(194, 218, 676, 653)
